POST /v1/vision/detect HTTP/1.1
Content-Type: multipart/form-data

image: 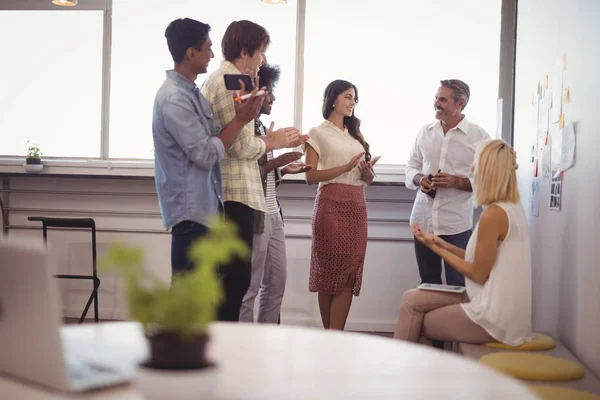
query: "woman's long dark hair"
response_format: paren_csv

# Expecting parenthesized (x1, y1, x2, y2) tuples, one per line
(322, 80, 371, 162)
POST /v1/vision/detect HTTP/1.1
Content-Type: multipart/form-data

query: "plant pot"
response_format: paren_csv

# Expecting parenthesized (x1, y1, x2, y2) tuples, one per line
(135, 331, 218, 399)
(26, 157, 41, 165)
(147, 330, 211, 370)
(135, 362, 218, 400)
(23, 159, 43, 173)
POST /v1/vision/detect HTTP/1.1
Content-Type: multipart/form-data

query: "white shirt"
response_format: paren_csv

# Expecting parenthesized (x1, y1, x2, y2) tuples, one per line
(264, 150, 279, 215)
(306, 121, 366, 188)
(461, 202, 533, 346)
(255, 122, 279, 215)
(405, 117, 490, 235)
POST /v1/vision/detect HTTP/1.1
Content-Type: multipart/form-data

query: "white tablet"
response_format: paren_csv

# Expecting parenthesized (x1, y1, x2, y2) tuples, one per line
(417, 283, 466, 293)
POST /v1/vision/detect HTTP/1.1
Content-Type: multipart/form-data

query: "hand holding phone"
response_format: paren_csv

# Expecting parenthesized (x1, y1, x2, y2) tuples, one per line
(425, 174, 437, 198)
(232, 83, 265, 124)
(224, 74, 255, 91)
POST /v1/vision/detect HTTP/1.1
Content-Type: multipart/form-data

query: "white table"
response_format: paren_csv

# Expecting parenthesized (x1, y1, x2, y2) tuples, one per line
(0, 322, 539, 399)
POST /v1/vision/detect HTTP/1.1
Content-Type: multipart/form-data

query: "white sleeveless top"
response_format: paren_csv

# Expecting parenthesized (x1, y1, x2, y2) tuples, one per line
(461, 202, 532, 346)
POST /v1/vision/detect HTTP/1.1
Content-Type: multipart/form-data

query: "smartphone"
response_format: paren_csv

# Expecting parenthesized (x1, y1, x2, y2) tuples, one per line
(370, 155, 382, 166)
(223, 74, 254, 91)
(425, 174, 437, 198)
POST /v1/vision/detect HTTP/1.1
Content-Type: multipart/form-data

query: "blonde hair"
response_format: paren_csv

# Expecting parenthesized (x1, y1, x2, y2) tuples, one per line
(473, 139, 520, 206)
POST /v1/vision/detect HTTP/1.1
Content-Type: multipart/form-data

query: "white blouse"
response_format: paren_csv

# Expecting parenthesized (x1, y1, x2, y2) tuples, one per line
(461, 202, 532, 346)
(305, 121, 367, 188)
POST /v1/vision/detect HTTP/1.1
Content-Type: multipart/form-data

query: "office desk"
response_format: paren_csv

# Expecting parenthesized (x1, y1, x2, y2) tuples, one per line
(0, 322, 539, 399)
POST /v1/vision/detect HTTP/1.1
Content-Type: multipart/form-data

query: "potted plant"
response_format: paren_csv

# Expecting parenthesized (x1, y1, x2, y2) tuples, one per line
(25, 141, 42, 164)
(100, 217, 249, 399)
(24, 141, 44, 172)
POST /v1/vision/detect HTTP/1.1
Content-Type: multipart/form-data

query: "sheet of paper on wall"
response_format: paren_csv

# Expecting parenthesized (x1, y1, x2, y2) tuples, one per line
(556, 122, 576, 174)
(549, 168, 562, 211)
(531, 179, 540, 217)
(550, 122, 563, 169)
(551, 60, 563, 123)
(542, 134, 552, 183)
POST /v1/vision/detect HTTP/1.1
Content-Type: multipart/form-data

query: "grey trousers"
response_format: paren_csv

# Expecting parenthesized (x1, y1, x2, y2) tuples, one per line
(239, 212, 287, 323)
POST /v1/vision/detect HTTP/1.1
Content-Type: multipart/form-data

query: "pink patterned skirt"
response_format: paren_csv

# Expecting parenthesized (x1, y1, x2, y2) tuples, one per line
(309, 183, 368, 296)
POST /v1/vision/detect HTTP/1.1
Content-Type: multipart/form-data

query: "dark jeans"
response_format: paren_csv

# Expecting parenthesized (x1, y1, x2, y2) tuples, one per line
(170, 202, 254, 323)
(218, 201, 255, 322)
(171, 220, 209, 274)
(414, 229, 472, 287)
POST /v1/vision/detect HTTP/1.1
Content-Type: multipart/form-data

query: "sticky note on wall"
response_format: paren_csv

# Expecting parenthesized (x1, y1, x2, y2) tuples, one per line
(559, 113, 565, 128)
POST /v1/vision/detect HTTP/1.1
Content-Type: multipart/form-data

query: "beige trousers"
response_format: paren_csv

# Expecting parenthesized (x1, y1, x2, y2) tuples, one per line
(393, 288, 495, 344)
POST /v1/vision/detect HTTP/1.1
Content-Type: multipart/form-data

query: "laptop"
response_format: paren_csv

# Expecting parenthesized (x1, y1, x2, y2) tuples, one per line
(0, 236, 136, 392)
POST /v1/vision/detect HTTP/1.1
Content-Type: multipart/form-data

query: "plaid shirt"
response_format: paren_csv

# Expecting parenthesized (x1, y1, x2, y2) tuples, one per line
(200, 61, 267, 212)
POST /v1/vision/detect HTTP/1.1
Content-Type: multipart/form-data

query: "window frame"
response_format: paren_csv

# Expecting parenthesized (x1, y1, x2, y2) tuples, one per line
(0, 0, 515, 182)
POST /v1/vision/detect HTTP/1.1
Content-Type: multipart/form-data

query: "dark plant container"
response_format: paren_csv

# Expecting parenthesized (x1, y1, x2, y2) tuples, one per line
(144, 331, 212, 370)
(26, 157, 41, 165)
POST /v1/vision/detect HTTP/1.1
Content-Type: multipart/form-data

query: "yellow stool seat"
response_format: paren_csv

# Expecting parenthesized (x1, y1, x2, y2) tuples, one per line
(480, 353, 584, 381)
(530, 386, 600, 400)
(484, 332, 556, 350)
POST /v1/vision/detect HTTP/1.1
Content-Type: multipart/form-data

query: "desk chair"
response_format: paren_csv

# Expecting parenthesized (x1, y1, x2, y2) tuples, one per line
(28, 217, 100, 323)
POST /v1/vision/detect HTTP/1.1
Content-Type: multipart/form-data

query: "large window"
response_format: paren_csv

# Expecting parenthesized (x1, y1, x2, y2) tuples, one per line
(303, 0, 502, 165)
(0, 0, 503, 173)
(109, 0, 297, 159)
(0, 10, 104, 158)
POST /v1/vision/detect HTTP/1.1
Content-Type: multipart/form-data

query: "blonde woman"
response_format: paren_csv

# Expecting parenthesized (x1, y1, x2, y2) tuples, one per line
(394, 140, 532, 346)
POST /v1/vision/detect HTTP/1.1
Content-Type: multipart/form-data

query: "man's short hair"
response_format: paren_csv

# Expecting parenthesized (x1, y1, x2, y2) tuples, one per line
(221, 20, 270, 62)
(257, 64, 280, 89)
(165, 18, 211, 63)
(440, 79, 470, 110)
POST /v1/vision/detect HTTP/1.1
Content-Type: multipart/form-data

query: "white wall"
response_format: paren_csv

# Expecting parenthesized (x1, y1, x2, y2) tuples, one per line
(0, 176, 423, 333)
(514, 0, 600, 377)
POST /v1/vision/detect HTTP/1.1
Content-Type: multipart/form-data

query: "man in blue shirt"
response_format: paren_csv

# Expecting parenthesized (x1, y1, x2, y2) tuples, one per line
(152, 18, 264, 278)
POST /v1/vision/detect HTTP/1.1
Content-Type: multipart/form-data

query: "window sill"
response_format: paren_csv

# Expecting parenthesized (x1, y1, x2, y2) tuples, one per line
(0, 158, 406, 184)
(0, 158, 154, 178)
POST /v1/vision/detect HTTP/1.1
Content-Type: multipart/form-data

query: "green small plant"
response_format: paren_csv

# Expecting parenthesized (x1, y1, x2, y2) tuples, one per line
(100, 217, 249, 339)
(25, 141, 42, 159)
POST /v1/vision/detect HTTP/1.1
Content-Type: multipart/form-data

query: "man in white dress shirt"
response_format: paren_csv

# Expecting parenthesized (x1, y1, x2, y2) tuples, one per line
(405, 79, 490, 287)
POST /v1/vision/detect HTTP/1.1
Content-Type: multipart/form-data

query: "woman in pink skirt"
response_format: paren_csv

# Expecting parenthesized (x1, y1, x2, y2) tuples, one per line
(304, 80, 377, 330)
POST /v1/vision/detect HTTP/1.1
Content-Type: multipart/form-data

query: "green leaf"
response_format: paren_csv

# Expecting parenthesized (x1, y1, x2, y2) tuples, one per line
(99, 217, 247, 339)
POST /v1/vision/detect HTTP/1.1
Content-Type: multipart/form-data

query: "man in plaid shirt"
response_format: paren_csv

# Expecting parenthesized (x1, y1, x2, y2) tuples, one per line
(201, 20, 308, 321)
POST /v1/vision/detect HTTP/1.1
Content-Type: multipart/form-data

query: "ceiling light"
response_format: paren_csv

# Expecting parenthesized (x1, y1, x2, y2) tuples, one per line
(52, 0, 78, 6)
(262, 0, 287, 4)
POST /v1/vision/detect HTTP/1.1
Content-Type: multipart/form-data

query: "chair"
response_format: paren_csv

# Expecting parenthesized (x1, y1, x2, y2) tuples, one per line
(28, 217, 100, 323)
